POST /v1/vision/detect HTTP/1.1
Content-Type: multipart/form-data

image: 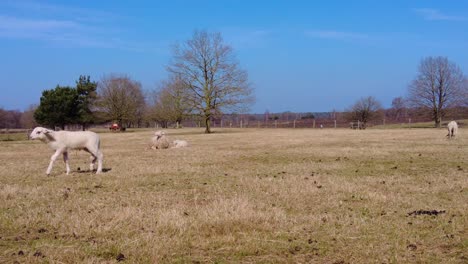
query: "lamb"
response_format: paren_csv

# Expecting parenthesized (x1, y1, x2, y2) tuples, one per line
(447, 121, 458, 139)
(29, 127, 103, 175)
(150, 130, 170, 149)
(172, 139, 189, 148)
(150, 130, 188, 149)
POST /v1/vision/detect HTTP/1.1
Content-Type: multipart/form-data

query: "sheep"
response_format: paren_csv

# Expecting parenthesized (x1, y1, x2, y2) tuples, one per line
(150, 130, 170, 149)
(29, 127, 103, 175)
(149, 131, 188, 149)
(447, 121, 458, 139)
(172, 139, 189, 148)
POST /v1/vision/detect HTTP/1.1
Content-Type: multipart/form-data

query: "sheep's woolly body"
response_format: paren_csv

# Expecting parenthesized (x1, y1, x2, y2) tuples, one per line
(150, 130, 170, 149)
(447, 121, 458, 139)
(151, 135, 170, 149)
(173, 139, 189, 148)
(30, 127, 103, 175)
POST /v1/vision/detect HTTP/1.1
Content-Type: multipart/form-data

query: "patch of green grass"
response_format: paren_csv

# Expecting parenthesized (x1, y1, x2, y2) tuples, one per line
(0, 133, 28, 141)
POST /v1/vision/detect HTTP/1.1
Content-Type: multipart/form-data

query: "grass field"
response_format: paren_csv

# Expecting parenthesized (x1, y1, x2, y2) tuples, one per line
(0, 127, 467, 263)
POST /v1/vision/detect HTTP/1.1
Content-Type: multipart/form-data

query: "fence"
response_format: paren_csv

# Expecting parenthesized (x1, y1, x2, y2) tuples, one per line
(178, 117, 460, 129)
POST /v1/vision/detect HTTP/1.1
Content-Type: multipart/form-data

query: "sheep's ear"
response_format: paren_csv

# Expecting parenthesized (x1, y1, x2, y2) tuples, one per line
(44, 131, 55, 141)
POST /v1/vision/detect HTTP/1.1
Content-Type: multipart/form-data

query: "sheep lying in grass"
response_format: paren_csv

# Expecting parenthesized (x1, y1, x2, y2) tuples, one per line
(150, 131, 188, 149)
(173, 139, 189, 148)
(30, 127, 103, 175)
(151, 131, 170, 149)
(447, 121, 458, 139)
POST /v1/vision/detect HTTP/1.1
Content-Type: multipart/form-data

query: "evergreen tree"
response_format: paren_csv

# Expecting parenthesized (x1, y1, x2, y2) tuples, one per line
(34, 86, 80, 129)
(76, 75, 98, 130)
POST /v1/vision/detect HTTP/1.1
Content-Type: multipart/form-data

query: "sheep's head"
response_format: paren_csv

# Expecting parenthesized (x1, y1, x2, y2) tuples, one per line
(154, 130, 165, 139)
(30, 127, 54, 141)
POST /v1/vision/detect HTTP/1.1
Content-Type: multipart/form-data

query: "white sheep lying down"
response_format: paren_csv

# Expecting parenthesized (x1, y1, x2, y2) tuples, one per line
(447, 121, 458, 139)
(173, 139, 189, 148)
(150, 130, 188, 149)
(150, 131, 170, 149)
(30, 127, 103, 175)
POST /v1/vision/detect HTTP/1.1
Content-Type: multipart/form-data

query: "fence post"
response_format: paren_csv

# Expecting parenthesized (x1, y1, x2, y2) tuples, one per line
(408, 118, 411, 129)
(357, 120, 360, 129)
(275, 120, 277, 128)
(313, 119, 315, 128)
(334, 120, 337, 128)
(240, 120, 243, 128)
(293, 119, 296, 128)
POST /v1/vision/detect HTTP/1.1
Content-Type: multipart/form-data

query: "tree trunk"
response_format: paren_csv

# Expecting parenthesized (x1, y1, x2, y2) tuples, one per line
(434, 110, 441, 128)
(204, 115, 211, 133)
(435, 117, 441, 128)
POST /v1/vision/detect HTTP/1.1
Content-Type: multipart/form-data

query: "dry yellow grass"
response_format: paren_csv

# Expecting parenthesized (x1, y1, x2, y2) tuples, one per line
(0, 128, 467, 263)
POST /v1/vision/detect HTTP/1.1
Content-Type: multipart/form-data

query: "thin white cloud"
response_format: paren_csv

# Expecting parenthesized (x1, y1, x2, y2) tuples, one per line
(0, 2, 158, 52)
(0, 15, 81, 31)
(305, 30, 369, 41)
(0, 15, 89, 43)
(3, 0, 122, 22)
(223, 28, 272, 49)
(414, 8, 466, 21)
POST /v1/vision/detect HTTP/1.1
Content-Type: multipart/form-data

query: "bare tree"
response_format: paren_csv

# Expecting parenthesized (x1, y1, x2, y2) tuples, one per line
(167, 30, 254, 133)
(148, 76, 190, 128)
(0, 108, 22, 129)
(407, 56, 466, 128)
(20, 104, 38, 128)
(346, 96, 383, 129)
(390, 96, 407, 121)
(97, 74, 145, 128)
(147, 89, 172, 128)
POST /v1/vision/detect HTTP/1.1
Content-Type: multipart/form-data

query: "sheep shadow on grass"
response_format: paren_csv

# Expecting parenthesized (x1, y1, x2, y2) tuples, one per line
(76, 167, 112, 174)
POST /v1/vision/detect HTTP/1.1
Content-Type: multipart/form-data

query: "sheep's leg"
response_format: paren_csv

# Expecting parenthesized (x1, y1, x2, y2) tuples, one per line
(47, 149, 62, 175)
(89, 155, 97, 172)
(96, 150, 103, 174)
(86, 147, 103, 174)
(63, 151, 71, 175)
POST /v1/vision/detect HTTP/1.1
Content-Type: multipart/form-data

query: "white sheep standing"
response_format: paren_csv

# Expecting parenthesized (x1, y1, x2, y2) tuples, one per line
(29, 127, 103, 175)
(447, 121, 458, 139)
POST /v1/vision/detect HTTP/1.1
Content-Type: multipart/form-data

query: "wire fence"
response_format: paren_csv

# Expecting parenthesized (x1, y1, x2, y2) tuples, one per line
(177, 117, 453, 129)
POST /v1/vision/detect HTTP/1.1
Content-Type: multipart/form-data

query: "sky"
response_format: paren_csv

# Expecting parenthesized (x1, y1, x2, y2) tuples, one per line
(1, 0, 468, 113)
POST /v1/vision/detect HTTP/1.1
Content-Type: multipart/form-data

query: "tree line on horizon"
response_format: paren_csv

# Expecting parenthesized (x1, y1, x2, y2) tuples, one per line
(1, 31, 467, 131)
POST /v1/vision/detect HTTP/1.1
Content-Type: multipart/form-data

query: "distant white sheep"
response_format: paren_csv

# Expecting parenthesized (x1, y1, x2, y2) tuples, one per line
(447, 121, 458, 139)
(150, 131, 188, 149)
(150, 130, 170, 149)
(29, 127, 103, 175)
(172, 139, 189, 148)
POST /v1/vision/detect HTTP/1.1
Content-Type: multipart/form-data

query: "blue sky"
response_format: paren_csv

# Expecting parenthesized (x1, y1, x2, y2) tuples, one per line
(1, 0, 467, 113)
